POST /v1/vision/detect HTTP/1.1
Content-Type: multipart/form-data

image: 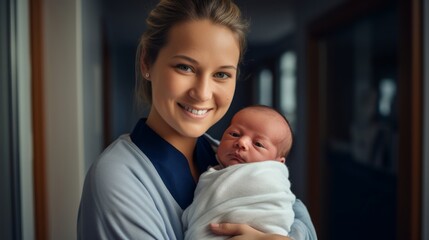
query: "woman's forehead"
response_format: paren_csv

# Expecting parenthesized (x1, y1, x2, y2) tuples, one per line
(163, 20, 240, 65)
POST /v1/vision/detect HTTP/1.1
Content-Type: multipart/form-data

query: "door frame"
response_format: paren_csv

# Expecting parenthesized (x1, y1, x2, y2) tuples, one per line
(30, 0, 47, 239)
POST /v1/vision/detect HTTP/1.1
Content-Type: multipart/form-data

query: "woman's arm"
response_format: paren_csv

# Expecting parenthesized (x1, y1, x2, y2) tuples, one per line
(209, 199, 317, 240)
(210, 223, 291, 240)
(288, 199, 317, 240)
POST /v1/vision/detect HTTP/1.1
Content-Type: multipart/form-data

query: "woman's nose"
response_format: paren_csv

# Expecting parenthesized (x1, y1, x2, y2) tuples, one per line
(189, 74, 212, 101)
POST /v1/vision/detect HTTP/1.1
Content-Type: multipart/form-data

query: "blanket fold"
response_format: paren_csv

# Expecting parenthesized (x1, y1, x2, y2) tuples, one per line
(182, 161, 295, 240)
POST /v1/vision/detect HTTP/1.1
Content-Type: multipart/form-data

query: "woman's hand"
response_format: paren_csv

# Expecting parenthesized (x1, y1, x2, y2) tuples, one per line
(210, 223, 292, 240)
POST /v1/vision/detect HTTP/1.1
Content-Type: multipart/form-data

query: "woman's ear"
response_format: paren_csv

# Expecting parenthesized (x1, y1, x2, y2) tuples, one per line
(140, 50, 151, 81)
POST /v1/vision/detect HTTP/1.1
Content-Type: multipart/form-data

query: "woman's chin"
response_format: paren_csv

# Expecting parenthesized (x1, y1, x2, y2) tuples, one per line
(176, 121, 214, 138)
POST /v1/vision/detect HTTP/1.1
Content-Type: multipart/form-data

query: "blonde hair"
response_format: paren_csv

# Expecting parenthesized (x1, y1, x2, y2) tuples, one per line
(135, 0, 248, 106)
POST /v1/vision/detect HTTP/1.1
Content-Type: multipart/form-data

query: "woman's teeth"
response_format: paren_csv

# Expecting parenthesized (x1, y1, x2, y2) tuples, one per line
(184, 105, 208, 115)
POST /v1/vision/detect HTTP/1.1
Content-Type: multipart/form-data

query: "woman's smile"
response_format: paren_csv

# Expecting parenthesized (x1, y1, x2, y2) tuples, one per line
(178, 103, 212, 118)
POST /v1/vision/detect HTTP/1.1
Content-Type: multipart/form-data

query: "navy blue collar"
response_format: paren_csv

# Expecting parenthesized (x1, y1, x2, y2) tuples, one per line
(130, 118, 218, 209)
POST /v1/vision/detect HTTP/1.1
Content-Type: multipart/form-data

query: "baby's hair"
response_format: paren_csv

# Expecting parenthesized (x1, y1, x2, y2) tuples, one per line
(237, 105, 294, 158)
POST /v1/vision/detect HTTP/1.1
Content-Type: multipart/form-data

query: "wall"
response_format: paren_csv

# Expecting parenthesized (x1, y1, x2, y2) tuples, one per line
(43, 0, 101, 238)
(102, 0, 155, 144)
(0, 0, 35, 239)
(17, 0, 35, 239)
(423, 0, 429, 238)
(82, 0, 102, 173)
(108, 44, 141, 142)
(293, 0, 347, 200)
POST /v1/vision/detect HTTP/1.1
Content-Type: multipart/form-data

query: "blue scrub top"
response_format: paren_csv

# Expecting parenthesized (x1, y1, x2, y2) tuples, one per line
(130, 118, 218, 209)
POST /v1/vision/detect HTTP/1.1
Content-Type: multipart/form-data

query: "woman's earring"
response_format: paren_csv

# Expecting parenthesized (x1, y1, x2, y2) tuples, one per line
(145, 73, 150, 79)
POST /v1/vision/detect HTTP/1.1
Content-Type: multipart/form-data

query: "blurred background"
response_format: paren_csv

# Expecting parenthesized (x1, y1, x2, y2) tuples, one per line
(1, 0, 428, 239)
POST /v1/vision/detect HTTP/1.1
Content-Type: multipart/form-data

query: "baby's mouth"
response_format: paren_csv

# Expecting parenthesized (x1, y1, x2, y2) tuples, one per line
(231, 153, 245, 163)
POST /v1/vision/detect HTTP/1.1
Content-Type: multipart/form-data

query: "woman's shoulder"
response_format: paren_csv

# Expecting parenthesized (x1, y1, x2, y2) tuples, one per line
(85, 134, 156, 192)
(89, 136, 132, 173)
(80, 134, 175, 211)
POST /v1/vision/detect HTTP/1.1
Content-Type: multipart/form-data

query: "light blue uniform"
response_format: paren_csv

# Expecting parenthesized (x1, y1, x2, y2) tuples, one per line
(77, 119, 317, 239)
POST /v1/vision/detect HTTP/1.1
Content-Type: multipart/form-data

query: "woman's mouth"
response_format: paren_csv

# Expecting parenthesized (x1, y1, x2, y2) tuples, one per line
(178, 103, 210, 116)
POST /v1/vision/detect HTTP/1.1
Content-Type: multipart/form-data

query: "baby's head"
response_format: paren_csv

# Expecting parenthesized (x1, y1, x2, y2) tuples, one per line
(217, 105, 293, 167)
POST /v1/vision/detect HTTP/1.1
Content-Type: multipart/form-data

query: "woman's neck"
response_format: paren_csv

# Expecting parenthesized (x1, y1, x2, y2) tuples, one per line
(147, 119, 196, 158)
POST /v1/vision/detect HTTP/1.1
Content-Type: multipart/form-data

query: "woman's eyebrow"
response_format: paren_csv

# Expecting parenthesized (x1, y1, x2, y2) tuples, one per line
(172, 55, 237, 70)
(219, 65, 237, 70)
(173, 55, 198, 64)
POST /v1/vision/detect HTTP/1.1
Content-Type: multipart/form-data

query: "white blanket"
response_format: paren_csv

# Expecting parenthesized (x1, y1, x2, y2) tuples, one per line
(182, 161, 296, 240)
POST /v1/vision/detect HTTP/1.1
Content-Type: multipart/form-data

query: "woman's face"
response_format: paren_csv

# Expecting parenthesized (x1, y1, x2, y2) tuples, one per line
(146, 20, 240, 140)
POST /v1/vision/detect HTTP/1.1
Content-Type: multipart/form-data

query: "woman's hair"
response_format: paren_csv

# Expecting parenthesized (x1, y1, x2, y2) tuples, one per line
(135, 0, 249, 106)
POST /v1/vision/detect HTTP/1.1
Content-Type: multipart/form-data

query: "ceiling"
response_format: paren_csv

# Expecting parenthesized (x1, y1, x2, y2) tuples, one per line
(234, 0, 295, 44)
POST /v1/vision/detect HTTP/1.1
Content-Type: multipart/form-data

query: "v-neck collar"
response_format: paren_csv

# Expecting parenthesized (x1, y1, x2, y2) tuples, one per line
(130, 118, 218, 209)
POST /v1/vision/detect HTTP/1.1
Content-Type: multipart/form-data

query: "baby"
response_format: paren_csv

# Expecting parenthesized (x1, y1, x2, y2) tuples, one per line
(182, 105, 296, 240)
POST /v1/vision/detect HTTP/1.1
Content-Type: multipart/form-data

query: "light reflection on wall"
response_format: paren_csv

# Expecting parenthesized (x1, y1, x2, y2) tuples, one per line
(378, 78, 396, 117)
(280, 51, 297, 130)
(258, 68, 273, 106)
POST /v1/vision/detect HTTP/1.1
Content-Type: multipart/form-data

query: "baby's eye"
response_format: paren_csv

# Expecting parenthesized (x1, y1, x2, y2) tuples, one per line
(254, 142, 265, 148)
(229, 132, 240, 137)
(176, 64, 193, 72)
(213, 72, 231, 79)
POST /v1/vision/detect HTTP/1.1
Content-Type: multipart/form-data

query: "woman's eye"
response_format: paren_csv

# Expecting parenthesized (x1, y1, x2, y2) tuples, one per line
(176, 64, 193, 72)
(213, 72, 230, 79)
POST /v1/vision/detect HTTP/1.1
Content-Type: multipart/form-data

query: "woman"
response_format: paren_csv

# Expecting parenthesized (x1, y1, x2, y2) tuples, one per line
(78, 0, 317, 239)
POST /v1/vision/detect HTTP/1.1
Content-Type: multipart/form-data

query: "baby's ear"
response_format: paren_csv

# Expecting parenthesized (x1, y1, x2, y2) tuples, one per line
(277, 157, 286, 164)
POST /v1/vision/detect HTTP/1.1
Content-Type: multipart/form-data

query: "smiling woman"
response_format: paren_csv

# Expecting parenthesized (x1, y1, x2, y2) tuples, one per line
(144, 20, 239, 148)
(142, 19, 240, 180)
(78, 0, 316, 239)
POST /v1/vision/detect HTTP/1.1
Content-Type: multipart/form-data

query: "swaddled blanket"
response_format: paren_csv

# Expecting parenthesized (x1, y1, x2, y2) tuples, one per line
(182, 161, 296, 240)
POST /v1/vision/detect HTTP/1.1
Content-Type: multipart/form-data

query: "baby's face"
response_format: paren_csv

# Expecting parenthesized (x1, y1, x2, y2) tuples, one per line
(217, 108, 290, 167)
